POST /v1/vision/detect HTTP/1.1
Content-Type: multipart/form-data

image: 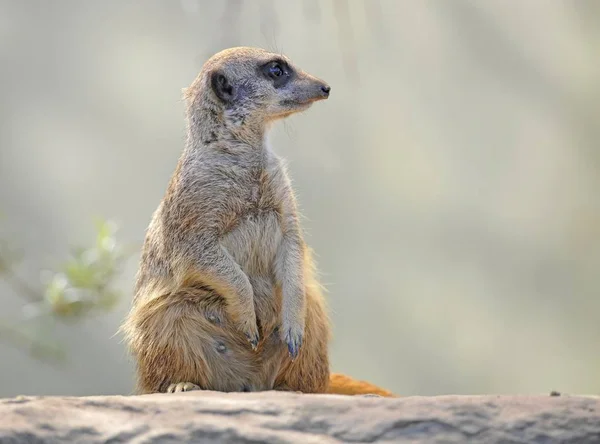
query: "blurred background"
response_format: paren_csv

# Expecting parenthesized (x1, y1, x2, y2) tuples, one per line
(1, 0, 599, 398)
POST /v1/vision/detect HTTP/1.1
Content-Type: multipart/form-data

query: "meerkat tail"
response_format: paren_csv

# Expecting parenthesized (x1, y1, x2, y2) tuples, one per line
(326, 373, 397, 398)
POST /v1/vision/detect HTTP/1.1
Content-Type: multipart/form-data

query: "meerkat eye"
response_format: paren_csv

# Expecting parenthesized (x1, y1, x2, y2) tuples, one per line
(268, 63, 284, 78)
(261, 60, 292, 88)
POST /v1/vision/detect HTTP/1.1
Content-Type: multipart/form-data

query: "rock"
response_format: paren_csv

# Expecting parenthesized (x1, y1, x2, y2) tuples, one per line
(1, 391, 599, 443)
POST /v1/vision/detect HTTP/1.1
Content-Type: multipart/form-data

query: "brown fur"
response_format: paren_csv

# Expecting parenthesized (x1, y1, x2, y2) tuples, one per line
(120, 47, 332, 394)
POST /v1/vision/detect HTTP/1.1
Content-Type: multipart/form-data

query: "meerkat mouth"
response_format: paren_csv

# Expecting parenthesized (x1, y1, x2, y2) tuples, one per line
(280, 98, 319, 107)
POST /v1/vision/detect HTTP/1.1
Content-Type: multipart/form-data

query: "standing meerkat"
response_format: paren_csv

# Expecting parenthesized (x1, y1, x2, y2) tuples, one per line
(121, 47, 332, 394)
(121, 46, 396, 397)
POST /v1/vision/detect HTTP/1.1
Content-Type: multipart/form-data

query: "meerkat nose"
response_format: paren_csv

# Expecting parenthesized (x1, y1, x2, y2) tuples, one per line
(320, 85, 331, 97)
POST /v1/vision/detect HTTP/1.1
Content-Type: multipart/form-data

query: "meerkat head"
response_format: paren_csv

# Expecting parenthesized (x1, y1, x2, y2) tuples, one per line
(186, 47, 330, 133)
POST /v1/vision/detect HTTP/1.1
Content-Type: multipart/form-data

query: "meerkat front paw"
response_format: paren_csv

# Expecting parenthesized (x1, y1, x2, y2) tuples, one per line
(281, 318, 304, 360)
(167, 382, 201, 393)
(229, 297, 260, 350)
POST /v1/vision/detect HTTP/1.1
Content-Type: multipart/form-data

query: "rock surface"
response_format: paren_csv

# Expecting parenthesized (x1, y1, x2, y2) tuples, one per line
(1, 391, 599, 443)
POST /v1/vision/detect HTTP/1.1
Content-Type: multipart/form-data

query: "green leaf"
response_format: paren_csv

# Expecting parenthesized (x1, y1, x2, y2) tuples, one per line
(45, 274, 68, 306)
(64, 260, 97, 288)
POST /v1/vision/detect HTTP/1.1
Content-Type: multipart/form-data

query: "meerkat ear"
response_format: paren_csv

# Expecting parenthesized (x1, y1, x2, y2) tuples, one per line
(210, 71, 234, 103)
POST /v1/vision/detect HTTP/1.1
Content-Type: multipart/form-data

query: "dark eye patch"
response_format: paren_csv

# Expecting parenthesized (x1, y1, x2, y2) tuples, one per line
(260, 59, 293, 89)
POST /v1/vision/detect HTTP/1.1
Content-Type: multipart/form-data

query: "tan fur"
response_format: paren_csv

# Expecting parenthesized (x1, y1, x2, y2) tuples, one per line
(120, 47, 333, 394)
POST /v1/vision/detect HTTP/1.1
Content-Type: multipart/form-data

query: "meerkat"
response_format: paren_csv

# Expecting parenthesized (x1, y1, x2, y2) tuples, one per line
(120, 46, 396, 398)
(121, 47, 331, 394)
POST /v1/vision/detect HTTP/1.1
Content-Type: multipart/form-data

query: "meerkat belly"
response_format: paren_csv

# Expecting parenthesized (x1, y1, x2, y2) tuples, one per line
(221, 209, 283, 293)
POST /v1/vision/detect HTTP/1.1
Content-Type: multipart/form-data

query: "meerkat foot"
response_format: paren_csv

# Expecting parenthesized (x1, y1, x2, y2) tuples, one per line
(281, 320, 304, 360)
(167, 382, 201, 393)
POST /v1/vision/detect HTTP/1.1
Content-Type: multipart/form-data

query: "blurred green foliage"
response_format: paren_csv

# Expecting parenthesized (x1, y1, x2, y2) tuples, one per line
(0, 218, 133, 365)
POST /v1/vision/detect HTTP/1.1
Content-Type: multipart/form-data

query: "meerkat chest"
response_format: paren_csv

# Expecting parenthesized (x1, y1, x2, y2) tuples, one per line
(221, 167, 286, 276)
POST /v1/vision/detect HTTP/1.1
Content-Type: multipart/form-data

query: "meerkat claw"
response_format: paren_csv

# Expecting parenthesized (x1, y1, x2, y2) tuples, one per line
(288, 342, 298, 359)
(245, 333, 259, 350)
(284, 330, 303, 360)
